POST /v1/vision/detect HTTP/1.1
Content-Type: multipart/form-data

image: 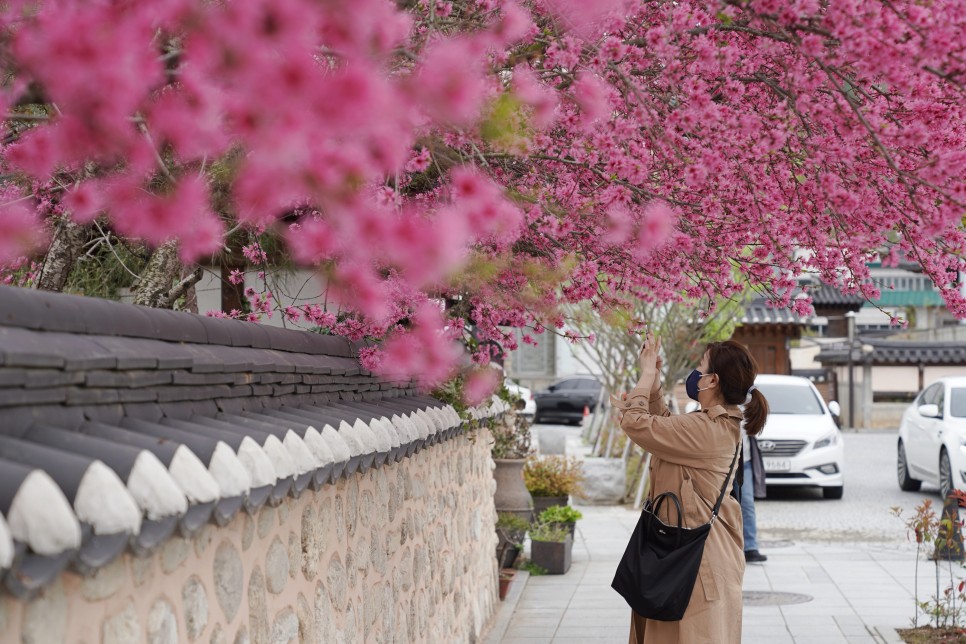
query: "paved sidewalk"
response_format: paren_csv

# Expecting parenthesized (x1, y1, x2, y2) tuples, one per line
(485, 505, 939, 644)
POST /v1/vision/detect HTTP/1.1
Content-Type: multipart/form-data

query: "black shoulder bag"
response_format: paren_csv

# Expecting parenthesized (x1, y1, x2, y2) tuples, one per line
(611, 445, 740, 621)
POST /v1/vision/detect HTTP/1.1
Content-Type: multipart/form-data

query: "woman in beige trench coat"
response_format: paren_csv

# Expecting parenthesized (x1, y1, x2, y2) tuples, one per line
(613, 333, 769, 644)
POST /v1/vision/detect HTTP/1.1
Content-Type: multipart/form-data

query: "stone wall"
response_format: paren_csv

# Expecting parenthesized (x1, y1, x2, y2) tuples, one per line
(0, 429, 498, 644)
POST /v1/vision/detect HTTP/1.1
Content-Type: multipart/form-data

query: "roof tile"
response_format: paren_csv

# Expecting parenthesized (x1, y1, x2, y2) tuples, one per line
(150, 309, 209, 344)
(24, 370, 85, 389)
(0, 387, 67, 407)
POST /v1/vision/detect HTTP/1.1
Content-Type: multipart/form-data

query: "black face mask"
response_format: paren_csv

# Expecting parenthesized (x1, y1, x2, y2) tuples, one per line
(685, 369, 710, 401)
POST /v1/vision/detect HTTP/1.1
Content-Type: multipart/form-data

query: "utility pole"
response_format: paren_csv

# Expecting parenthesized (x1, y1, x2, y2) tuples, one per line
(845, 311, 856, 429)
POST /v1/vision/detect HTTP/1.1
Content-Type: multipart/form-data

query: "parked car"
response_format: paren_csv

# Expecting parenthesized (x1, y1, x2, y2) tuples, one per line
(533, 376, 602, 425)
(755, 374, 845, 499)
(504, 378, 536, 418)
(897, 376, 966, 498)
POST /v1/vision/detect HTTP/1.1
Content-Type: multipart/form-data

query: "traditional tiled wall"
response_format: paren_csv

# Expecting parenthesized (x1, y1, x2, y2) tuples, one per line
(0, 428, 498, 644)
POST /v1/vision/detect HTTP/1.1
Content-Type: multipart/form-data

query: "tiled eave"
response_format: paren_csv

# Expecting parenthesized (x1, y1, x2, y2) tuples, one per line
(816, 339, 966, 366)
(0, 287, 509, 597)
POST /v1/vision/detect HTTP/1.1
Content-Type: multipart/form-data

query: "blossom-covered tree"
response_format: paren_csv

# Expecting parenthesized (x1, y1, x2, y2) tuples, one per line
(2, 0, 966, 388)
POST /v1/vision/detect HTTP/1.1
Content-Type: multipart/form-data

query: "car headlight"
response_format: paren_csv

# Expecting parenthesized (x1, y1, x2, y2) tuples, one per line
(814, 432, 837, 449)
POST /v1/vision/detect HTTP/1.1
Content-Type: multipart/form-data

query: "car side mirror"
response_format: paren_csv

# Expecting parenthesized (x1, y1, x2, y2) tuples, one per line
(918, 403, 941, 418)
(546, 385, 556, 392)
(827, 401, 841, 417)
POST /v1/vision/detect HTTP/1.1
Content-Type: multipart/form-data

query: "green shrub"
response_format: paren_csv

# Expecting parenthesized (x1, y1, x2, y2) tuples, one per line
(523, 455, 585, 497)
(490, 414, 532, 459)
(529, 521, 571, 543)
(497, 512, 531, 532)
(539, 505, 583, 524)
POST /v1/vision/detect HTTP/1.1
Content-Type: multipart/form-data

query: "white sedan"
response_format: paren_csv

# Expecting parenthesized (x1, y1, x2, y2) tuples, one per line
(504, 378, 536, 417)
(897, 376, 966, 498)
(755, 374, 845, 499)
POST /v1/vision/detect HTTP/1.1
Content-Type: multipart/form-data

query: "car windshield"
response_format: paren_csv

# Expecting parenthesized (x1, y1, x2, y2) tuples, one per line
(951, 388, 966, 418)
(757, 383, 825, 415)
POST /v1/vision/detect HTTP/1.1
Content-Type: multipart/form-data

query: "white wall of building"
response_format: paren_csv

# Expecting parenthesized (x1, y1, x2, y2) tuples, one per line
(195, 267, 330, 329)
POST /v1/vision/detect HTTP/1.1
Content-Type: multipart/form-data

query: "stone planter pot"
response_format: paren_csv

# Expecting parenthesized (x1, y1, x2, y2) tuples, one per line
(493, 459, 534, 522)
(531, 536, 572, 574)
(532, 495, 569, 515)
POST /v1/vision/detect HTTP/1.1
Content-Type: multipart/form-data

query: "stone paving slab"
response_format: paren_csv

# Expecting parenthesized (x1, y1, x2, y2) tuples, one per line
(484, 505, 959, 644)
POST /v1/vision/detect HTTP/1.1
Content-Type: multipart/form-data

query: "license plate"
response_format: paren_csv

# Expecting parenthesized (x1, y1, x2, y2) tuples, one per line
(764, 458, 791, 472)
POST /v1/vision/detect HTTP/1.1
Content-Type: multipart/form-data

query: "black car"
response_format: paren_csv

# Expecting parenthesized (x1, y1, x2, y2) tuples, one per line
(533, 376, 602, 425)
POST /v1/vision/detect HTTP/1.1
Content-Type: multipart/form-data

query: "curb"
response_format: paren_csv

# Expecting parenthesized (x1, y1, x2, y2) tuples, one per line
(871, 624, 904, 644)
(482, 570, 530, 644)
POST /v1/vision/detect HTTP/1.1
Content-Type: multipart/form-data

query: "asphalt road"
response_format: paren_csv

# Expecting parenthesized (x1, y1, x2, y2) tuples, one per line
(536, 421, 947, 545)
(757, 429, 946, 544)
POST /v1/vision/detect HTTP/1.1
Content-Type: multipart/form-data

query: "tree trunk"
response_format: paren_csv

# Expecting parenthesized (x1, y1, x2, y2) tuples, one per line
(36, 217, 86, 293)
(172, 265, 204, 312)
(133, 241, 182, 308)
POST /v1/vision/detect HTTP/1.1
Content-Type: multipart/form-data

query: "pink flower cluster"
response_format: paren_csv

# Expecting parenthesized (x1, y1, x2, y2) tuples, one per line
(3, 0, 966, 388)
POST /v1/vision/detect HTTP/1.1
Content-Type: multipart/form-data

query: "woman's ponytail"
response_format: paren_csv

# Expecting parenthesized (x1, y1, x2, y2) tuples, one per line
(743, 389, 769, 436)
(708, 340, 770, 434)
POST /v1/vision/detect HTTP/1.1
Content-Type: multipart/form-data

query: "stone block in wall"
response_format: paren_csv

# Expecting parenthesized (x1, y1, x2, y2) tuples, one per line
(102, 601, 140, 644)
(248, 567, 269, 644)
(182, 576, 209, 640)
(214, 540, 244, 622)
(265, 538, 289, 595)
(146, 598, 178, 644)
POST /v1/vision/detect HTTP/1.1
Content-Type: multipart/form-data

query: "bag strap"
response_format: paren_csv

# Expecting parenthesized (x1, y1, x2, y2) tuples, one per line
(709, 444, 741, 524)
(648, 491, 686, 548)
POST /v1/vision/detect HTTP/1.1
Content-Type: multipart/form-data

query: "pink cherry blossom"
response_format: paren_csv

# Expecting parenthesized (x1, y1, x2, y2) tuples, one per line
(2, 0, 966, 386)
(463, 367, 500, 406)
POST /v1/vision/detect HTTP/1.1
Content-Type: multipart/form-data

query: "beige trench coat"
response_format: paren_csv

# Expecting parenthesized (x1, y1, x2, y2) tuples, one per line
(617, 386, 745, 644)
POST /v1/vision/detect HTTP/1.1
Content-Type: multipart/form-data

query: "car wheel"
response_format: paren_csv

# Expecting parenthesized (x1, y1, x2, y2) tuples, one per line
(823, 486, 844, 500)
(897, 441, 922, 492)
(940, 449, 954, 499)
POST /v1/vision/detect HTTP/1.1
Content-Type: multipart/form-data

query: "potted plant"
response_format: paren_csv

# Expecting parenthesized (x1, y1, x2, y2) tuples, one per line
(529, 521, 573, 575)
(499, 568, 516, 601)
(538, 505, 582, 539)
(491, 410, 535, 521)
(496, 512, 529, 569)
(523, 455, 585, 514)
